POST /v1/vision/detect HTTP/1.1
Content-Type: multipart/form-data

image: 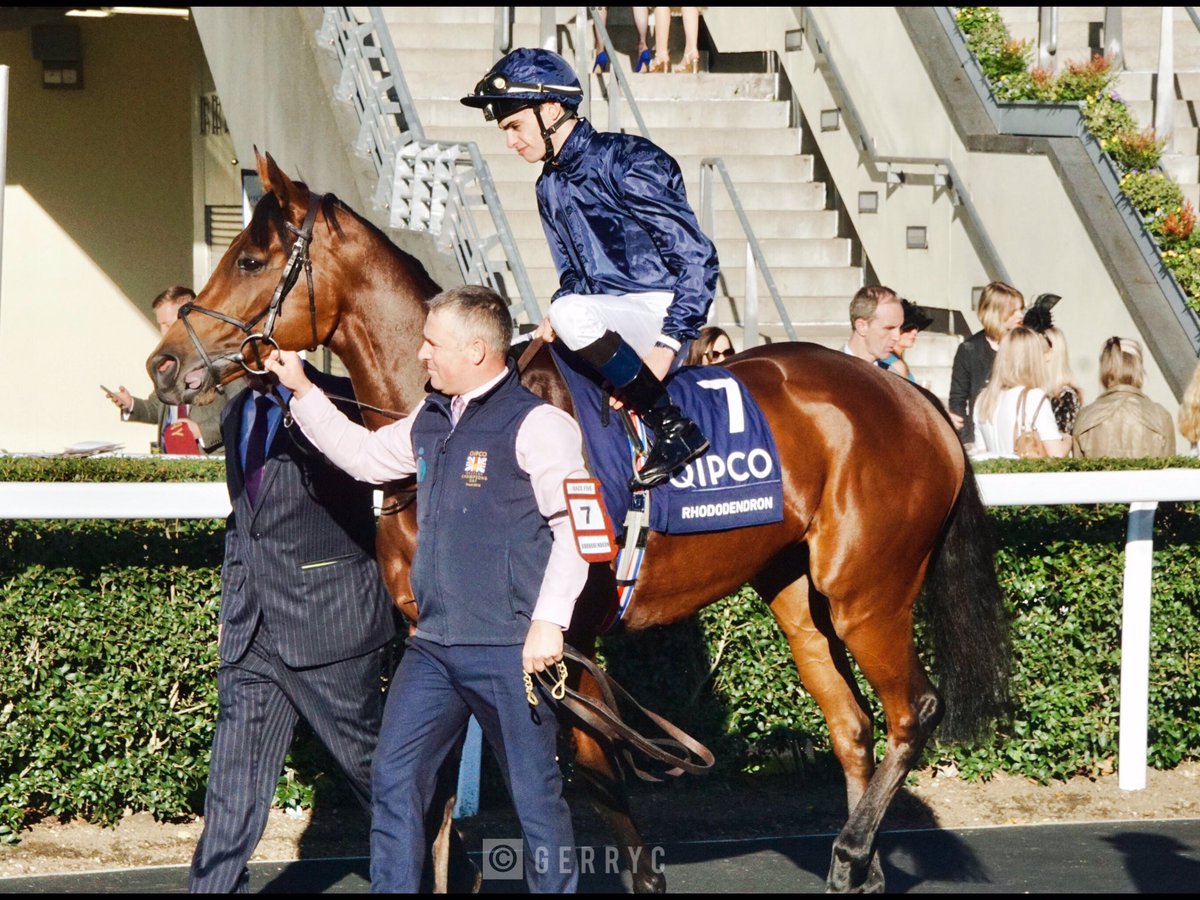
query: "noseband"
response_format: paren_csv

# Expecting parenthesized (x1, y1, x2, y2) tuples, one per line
(176, 192, 323, 392)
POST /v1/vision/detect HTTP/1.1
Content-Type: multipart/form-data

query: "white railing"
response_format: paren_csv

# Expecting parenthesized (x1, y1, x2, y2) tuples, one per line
(5, 468, 1200, 794)
(975, 468, 1200, 791)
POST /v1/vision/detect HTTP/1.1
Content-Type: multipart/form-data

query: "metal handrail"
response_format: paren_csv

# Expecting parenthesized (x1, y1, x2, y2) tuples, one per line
(563, 8, 793, 346)
(579, 6, 652, 138)
(1038, 7, 1059, 71)
(315, 7, 540, 325)
(699, 159, 797, 343)
(797, 7, 1012, 286)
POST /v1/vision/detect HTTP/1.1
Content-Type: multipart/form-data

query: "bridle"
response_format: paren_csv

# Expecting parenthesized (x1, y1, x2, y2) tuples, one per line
(176, 192, 323, 393)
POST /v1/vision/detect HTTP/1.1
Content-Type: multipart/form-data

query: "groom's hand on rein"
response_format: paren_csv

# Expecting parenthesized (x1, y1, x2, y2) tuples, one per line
(265, 350, 313, 398)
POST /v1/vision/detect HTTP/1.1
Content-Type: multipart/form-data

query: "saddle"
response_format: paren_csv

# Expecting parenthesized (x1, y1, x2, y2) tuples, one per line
(546, 342, 785, 537)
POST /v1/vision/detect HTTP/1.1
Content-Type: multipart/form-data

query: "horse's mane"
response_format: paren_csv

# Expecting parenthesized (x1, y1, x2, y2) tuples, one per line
(248, 185, 440, 291)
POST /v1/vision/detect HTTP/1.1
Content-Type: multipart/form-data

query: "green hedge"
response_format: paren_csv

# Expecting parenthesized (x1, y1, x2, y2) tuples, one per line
(2, 457, 1199, 839)
(0, 457, 224, 483)
(0, 518, 224, 842)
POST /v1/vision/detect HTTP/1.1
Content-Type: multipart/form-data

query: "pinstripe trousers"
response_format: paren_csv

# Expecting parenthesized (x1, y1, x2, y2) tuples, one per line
(189, 623, 389, 893)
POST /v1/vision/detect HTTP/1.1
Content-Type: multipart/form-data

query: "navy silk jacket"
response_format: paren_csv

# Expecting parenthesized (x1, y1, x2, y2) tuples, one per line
(535, 118, 720, 343)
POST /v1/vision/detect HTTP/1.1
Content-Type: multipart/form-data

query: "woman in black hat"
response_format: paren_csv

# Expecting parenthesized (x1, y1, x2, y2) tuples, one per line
(881, 299, 934, 382)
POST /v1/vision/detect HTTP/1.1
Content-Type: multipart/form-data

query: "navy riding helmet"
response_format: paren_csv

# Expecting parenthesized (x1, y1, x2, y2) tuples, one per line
(461, 48, 583, 123)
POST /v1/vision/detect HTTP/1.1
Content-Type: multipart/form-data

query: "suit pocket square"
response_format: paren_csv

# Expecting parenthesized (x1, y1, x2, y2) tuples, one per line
(300, 553, 361, 571)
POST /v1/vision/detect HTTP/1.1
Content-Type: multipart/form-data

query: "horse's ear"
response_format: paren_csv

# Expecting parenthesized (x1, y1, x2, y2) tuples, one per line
(255, 149, 297, 210)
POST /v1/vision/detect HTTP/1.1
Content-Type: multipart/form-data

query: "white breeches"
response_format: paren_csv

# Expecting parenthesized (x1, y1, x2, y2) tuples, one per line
(547, 291, 674, 354)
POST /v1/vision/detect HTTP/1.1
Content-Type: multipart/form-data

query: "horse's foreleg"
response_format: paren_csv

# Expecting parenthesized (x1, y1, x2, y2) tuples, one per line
(423, 739, 481, 894)
(568, 672, 666, 894)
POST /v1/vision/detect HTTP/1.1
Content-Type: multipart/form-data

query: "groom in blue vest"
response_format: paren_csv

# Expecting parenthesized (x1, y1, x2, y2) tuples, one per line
(266, 285, 590, 892)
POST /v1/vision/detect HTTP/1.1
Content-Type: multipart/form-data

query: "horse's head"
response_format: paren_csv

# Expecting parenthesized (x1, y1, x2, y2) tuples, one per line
(149, 151, 343, 405)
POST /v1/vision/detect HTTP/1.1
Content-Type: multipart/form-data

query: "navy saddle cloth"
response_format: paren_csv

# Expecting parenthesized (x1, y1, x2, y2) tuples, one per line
(550, 344, 784, 535)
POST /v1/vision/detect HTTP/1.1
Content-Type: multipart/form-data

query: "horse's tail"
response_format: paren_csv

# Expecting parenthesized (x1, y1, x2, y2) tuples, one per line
(921, 457, 1012, 742)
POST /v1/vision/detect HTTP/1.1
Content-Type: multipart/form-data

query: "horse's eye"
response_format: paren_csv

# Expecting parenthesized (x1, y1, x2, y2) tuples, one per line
(238, 257, 265, 273)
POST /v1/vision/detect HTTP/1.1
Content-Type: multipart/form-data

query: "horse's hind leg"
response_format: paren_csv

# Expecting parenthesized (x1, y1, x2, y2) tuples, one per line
(763, 553, 943, 893)
(825, 590, 943, 892)
(763, 571, 882, 885)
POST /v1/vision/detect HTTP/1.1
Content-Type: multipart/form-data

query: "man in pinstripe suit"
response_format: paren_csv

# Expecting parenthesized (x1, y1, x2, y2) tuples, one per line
(189, 365, 397, 894)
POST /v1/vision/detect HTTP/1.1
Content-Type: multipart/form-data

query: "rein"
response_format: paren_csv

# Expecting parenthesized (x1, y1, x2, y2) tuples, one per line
(532, 645, 715, 782)
(177, 192, 323, 392)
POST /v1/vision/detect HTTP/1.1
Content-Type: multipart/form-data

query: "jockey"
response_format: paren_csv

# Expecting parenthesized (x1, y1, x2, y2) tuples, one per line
(461, 47, 720, 490)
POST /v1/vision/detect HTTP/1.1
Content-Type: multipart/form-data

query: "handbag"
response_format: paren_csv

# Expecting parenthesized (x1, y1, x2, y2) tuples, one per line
(1012, 388, 1049, 459)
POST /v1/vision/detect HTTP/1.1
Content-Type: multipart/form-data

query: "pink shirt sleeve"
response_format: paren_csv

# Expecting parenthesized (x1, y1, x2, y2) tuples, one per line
(289, 387, 420, 482)
(516, 404, 591, 631)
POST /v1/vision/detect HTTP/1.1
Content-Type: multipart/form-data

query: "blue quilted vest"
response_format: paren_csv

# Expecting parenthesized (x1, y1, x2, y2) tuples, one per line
(408, 366, 552, 646)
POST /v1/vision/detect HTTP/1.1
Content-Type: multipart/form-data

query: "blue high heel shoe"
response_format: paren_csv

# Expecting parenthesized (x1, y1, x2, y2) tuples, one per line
(634, 48, 652, 73)
(593, 51, 609, 73)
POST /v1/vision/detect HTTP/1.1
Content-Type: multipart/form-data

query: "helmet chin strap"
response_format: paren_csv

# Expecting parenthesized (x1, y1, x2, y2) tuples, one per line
(534, 105, 577, 163)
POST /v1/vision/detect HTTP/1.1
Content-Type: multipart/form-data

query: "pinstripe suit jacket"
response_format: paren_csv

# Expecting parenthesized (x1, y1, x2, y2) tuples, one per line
(218, 369, 396, 668)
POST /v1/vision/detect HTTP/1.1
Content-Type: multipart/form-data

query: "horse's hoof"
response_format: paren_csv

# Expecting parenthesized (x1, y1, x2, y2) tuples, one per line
(632, 868, 666, 893)
(826, 844, 884, 893)
(448, 857, 482, 894)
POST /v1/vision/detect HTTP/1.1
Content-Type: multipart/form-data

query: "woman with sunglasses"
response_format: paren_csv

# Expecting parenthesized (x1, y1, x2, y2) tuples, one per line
(686, 326, 735, 366)
(879, 299, 932, 383)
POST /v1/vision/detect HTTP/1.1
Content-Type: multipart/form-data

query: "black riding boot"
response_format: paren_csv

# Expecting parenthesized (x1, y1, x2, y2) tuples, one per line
(575, 331, 710, 490)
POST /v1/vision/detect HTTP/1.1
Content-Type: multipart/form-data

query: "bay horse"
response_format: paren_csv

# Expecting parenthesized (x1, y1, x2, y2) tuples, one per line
(149, 153, 1009, 893)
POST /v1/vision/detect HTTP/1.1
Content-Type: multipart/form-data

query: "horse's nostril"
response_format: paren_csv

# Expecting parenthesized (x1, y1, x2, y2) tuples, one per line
(157, 356, 176, 375)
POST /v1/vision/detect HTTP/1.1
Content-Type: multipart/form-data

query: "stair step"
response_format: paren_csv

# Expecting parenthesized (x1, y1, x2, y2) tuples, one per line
(1122, 99, 1200, 130)
(422, 124, 802, 157)
(496, 207, 840, 241)
(375, 5, 536, 26)
(713, 296, 853, 324)
(518, 263, 864, 304)
(384, 21, 547, 49)
(480, 152, 816, 183)
(515, 236, 851, 275)
(520, 266, 862, 300)
(722, 266, 865, 297)
(487, 178, 828, 212)
(418, 97, 791, 130)
(1162, 154, 1200, 185)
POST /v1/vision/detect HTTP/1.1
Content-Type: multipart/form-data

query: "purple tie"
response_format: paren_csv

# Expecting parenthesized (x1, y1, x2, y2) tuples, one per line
(244, 395, 272, 506)
(451, 395, 466, 427)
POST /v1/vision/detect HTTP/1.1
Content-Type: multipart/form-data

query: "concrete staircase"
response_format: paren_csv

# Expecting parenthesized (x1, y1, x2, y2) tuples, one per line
(372, 6, 963, 397)
(378, 11, 854, 329)
(998, 6, 1200, 207)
